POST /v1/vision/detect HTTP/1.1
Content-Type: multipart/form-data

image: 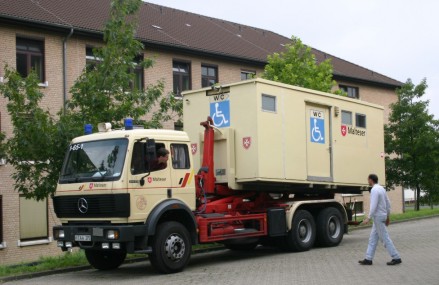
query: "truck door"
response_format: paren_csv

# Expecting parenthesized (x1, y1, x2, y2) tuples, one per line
(169, 143, 195, 208)
(128, 141, 171, 220)
(305, 104, 332, 181)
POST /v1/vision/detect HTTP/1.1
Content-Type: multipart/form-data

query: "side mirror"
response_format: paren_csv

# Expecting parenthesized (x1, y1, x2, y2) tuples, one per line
(140, 139, 156, 186)
(145, 139, 156, 163)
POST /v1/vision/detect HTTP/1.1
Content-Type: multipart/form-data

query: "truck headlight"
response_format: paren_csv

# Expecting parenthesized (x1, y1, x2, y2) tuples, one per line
(106, 230, 119, 240)
(55, 229, 65, 239)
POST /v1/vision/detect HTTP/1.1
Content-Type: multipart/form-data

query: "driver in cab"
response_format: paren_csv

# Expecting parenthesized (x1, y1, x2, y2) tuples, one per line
(149, 148, 169, 171)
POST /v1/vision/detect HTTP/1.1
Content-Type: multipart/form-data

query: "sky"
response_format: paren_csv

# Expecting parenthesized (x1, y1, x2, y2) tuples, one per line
(146, 0, 439, 119)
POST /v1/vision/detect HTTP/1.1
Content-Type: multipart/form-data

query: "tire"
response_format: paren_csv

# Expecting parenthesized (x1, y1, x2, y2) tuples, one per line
(149, 221, 192, 274)
(316, 207, 344, 247)
(280, 210, 316, 252)
(85, 250, 126, 270)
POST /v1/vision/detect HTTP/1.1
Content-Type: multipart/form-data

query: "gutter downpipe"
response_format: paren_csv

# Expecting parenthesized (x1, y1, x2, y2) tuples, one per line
(63, 28, 74, 112)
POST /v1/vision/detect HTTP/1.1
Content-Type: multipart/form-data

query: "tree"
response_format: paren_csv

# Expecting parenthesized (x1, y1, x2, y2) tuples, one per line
(0, 69, 69, 200)
(263, 36, 341, 94)
(420, 124, 439, 209)
(0, 0, 181, 200)
(66, 0, 181, 129)
(385, 78, 439, 211)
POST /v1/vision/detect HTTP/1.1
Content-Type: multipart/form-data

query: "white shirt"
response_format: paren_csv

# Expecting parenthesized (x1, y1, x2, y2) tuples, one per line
(368, 183, 391, 218)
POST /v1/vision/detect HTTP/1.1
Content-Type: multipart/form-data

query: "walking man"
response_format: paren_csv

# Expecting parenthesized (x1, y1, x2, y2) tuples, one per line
(359, 174, 402, 266)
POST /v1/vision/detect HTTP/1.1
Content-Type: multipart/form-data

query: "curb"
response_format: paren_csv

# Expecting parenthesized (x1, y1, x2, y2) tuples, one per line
(348, 213, 439, 231)
(0, 245, 226, 283)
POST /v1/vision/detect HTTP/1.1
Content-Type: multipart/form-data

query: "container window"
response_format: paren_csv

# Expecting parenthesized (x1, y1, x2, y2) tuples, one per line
(262, 94, 276, 112)
(341, 111, 352, 125)
(356, 113, 367, 128)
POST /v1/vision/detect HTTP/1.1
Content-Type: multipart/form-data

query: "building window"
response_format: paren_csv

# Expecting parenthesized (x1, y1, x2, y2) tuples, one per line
(16, 37, 44, 81)
(201, 65, 218, 88)
(262, 94, 276, 112)
(173, 61, 191, 97)
(356, 113, 367, 128)
(241, 70, 255, 80)
(131, 54, 144, 91)
(346, 201, 364, 214)
(19, 196, 48, 241)
(340, 85, 359, 99)
(171, 144, 190, 169)
(86, 47, 143, 90)
(341, 110, 352, 125)
(174, 122, 183, 131)
(85, 46, 101, 71)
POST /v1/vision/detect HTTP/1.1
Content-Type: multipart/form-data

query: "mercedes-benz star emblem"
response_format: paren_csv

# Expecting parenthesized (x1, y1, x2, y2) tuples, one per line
(77, 198, 89, 214)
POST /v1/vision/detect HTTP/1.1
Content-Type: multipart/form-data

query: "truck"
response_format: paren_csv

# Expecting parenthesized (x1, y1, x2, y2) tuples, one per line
(53, 78, 385, 273)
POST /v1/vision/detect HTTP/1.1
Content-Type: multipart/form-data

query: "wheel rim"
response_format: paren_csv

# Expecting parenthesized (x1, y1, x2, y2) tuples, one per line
(298, 218, 312, 243)
(164, 233, 186, 261)
(327, 215, 341, 239)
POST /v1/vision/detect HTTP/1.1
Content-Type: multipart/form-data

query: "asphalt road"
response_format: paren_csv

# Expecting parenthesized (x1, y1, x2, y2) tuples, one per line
(5, 217, 439, 285)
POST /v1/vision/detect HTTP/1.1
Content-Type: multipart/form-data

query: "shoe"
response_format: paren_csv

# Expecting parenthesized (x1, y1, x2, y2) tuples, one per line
(358, 259, 373, 265)
(387, 259, 402, 265)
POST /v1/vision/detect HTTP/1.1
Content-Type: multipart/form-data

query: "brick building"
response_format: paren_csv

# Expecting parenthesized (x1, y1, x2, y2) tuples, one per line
(0, 0, 402, 265)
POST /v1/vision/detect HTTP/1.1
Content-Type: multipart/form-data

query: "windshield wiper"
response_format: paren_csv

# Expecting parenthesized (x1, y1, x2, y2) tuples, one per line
(63, 177, 79, 183)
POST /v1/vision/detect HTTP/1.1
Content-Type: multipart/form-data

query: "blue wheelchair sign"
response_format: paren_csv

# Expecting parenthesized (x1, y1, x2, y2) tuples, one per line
(310, 117, 325, 144)
(210, 100, 230, 128)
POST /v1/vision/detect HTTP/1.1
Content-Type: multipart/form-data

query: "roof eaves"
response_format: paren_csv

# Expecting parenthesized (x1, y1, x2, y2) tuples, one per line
(313, 47, 403, 87)
(333, 74, 402, 90)
(142, 40, 267, 66)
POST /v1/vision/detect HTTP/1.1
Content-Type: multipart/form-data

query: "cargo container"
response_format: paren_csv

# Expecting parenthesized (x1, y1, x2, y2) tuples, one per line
(184, 78, 385, 192)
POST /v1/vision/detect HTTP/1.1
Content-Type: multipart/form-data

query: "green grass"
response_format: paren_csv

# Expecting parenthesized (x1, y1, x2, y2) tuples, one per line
(390, 207, 439, 222)
(0, 251, 87, 278)
(0, 244, 223, 279)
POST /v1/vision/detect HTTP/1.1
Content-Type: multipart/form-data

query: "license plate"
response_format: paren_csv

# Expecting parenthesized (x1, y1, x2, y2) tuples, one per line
(75, 234, 91, 242)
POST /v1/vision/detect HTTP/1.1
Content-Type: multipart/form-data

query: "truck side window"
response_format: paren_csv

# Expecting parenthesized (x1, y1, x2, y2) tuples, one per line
(171, 144, 190, 169)
(131, 142, 168, 174)
(149, 143, 168, 172)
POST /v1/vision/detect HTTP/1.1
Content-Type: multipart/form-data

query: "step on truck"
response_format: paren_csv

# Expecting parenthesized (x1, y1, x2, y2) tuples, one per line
(53, 78, 385, 273)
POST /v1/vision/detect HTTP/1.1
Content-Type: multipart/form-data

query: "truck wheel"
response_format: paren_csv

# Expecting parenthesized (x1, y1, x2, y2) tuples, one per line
(280, 210, 316, 252)
(149, 221, 192, 274)
(316, 207, 344, 247)
(85, 250, 126, 270)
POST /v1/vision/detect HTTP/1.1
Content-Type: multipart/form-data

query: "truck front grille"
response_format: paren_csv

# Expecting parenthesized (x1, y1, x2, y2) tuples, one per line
(53, 194, 130, 218)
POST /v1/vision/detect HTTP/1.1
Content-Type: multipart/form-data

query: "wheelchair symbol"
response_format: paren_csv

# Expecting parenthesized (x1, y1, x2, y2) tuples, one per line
(212, 102, 229, 127)
(311, 118, 324, 142)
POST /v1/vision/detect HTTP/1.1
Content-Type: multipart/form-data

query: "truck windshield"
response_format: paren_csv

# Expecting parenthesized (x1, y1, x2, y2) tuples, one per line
(59, 139, 128, 183)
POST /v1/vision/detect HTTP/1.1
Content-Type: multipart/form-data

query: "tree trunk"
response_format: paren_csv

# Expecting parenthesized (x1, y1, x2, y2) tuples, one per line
(416, 185, 421, 211)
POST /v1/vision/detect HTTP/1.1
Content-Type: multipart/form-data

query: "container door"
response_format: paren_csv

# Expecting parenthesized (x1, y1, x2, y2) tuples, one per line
(305, 104, 332, 181)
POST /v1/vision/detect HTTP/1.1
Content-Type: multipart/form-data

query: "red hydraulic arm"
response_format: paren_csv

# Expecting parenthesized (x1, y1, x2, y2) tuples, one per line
(197, 117, 216, 195)
(194, 117, 286, 243)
